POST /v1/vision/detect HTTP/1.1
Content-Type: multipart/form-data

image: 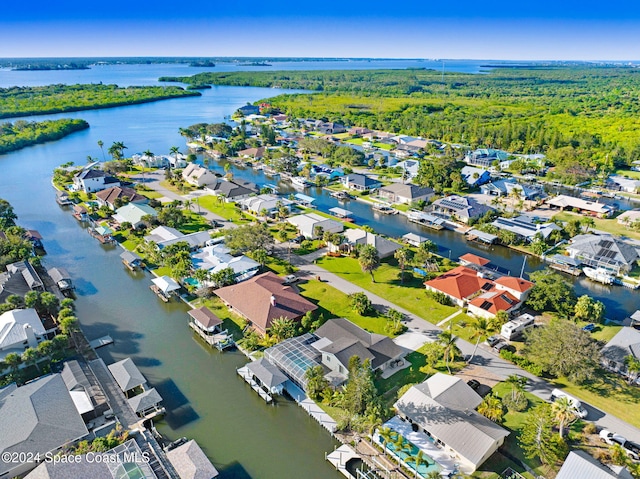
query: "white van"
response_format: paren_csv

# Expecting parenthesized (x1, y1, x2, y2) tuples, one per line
(550, 388, 588, 418)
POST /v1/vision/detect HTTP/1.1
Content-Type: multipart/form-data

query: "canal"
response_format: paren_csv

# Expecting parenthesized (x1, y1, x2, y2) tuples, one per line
(0, 60, 637, 477)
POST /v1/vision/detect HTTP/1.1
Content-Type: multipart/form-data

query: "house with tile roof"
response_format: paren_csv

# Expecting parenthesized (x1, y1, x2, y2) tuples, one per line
(394, 373, 509, 474)
(214, 272, 317, 335)
(0, 374, 89, 479)
(424, 266, 530, 318)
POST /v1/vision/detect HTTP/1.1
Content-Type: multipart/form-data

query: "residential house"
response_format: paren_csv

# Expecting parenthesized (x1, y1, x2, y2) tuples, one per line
(424, 266, 529, 318)
(237, 146, 266, 160)
(464, 148, 510, 168)
(318, 122, 346, 135)
(378, 183, 434, 205)
(214, 272, 317, 335)
(461, 166, 491, 187)
(479, 179, 543, 200)
(73, 168, 120, 193)
(112, 203, 158, 229)
(431, 195, 494, 223)
(491, 215, 562, 243)
(167, 154, 187, 169)
(342, 229, 402, 259)
(207, 179, 258, 202)
(395, 160, 421, 180)
(402, 232, 429, 247)
(95, 186, 147, 210)
(192, 244, 260, 283)
(144, 226, 212, 251)
(131, 153, 169, 168)
(567, 234, 639, 274)
(264, 333, 323, 390)
(546, 195, 615, 218)
(0, 261, 44, 303)
(556, 450, 633, 479)
(237, 104, 260, 116)
(287, 213, 343, 239)
(0, 309, 49, 361)
(601, 327, 640, 384)
(342, 173, 382, 192)
(313, 318, 405, 384)
(0, 374, 89, 479)
(311, 164, 344, 181)
(348, 127, 372, 136)
(607, 176, 640, 193)
(618, 209, 640, 226)
(394, 373, 509, 474)
(237, 194, 294, 217)
(182, 163, 219, 187)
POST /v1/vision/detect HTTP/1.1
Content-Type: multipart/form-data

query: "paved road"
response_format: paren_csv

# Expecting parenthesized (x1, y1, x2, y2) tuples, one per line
(282, 244, 640, 443)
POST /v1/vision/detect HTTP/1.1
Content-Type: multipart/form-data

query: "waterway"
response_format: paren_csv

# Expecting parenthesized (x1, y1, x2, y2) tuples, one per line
(0, 60, 637, 477)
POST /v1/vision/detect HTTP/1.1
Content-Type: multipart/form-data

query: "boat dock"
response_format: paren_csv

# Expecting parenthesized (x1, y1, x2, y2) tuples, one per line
(237, 365, 273, 403)
(407, 210, 445, 230)
(188, 322, 235, 350)
(89, 335, 114, 349)
(329, 207, 354, 221)
(150, 284, 172, 302)
(330, 191, 353, 201)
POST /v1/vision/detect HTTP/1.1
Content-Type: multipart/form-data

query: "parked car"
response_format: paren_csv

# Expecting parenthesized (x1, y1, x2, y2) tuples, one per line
(582, 323, 596, 332)
(292, 235, 305, 244)
(550, 389, 588, 418)
(210, 220, 224, 228)
(493, 342, 515, 354)
(467, 379, 481, 391)
(283, 274, 298, 285)
(487, 335, 502, 347)
(600, 429, 640, 460)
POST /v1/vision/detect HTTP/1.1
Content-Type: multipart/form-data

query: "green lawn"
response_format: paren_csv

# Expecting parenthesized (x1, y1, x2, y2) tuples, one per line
(375, 350, 428, 403)
(297, 279, 396, 337)
(190, 296, 245, 338)
(317, 255, 459, 324)
(197, 196, 251, 223)
(553, 211, 640, 241)
(178, 211, 213, 234)
(137, 189, 163, 199)
(615, 169, 640, 179)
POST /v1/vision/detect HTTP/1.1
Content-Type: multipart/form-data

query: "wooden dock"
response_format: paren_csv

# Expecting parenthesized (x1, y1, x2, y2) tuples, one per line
(150, 284, 171, 302)
(549, 263, 582, 276)
(237, 366, 273, 403)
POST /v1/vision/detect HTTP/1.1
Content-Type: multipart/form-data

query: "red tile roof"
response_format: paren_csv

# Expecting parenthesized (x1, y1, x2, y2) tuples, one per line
(214, 272, 317, 335)
(494, 276, 534, 293)
(424, 266, 492, 300)
(469, 290, 520, 314)
(459, 253, 491, 266)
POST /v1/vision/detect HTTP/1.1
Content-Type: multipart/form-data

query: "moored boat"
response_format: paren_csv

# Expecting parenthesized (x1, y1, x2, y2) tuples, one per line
(583, 267, 615, 285)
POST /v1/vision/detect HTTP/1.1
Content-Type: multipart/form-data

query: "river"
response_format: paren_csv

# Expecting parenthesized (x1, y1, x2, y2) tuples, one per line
(0, 60, 637, 477)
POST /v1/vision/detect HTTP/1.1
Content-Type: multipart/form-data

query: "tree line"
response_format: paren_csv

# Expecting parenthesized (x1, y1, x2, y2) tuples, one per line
(0, 119, 89, 155)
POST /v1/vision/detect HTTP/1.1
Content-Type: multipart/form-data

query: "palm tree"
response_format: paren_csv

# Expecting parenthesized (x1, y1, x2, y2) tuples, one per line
(170, 146, 181, 170)
(505, 374, 528, 402)
(437, 330, 459, 373)
(21, 347, 41, 373)
(97, 140, 105, 161)
(581, 217, 595, 233)
(477, 394, 504, 422)
(252, 248, 269, 270)
(468, 317, 496, 361)
(624, 355, 640, 384)
(394, 248, 413, 284)
(358, 244, 380, 283)
(4, 352, 21, 375)
(377, 427, 394, 457)
(411, 450, 426, 478)
(552, 396, 577, 439)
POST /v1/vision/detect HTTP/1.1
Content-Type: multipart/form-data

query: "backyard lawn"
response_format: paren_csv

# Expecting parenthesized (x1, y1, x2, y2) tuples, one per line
(296, 279, 396, 337)
(197, 196, 251, 223)
(190, 296, 246, 339)
(553, 211, 640, 241)
(317, 255, 459, 324)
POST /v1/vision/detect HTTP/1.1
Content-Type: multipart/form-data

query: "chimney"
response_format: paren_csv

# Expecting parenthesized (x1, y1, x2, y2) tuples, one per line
(270, 295, 276, 307)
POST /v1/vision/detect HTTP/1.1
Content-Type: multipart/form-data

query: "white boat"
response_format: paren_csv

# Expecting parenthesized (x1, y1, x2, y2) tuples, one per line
(291, 177, 311, 188)
(583, 267, 615, 285)
(372, 203, 398, 215)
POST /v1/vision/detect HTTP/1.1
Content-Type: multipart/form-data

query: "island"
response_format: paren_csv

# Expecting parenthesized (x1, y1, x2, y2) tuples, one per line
(0, 119, 89, 154)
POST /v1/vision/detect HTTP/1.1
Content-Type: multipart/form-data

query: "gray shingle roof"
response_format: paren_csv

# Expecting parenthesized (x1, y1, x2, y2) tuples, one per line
(378, 183, 434, 199)
(127, 388, 162, 414)
(0, 375, 88, 476)
(246, 358, 288, 389)
(108, 358, 147, 392)
(166, 440, 219, 479)
(601, 327, 640, 364)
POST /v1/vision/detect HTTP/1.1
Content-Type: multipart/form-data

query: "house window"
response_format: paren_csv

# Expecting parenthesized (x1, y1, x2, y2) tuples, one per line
(339, 365, 345, 374)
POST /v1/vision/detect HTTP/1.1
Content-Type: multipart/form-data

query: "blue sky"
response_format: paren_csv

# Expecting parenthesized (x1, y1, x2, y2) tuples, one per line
(1, 0, 639, 60)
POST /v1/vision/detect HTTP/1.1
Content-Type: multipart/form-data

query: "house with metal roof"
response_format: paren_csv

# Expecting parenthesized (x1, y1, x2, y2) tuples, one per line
(112, 203, 158, 229)
(490, 215, 562, 243)
(237, 194, 294, 217)
(0, 374, 89, 479)
(601, 327, 640, 384)
(144, 226, 212, 251)
(431, 195, 494, 224)
(0, 308, 48, 361)
(546, 195, 615, 218)
(394, 160, 421, 179)
(191, 244, 260, 283)
(287, 213, 343, 239)
(556, 450, 633, 479)
(607, 176, 640, 193)
(566, 234, 639, 274)
(394, 373, 509, 474)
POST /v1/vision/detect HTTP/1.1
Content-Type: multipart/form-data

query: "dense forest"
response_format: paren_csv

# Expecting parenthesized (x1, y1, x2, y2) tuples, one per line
(163, 67, 640, 183)
(0, 119, 89, 154)
(0, 84, 199, 119)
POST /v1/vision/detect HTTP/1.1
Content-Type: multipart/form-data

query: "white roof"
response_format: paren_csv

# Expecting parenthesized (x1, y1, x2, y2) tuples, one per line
(0, 309, 46, 351)
(113, 203, 157, 225)
(69, 389, 94, 415)
(152, 275, 180, 293)
(546, 195, 613, 214)
(192, 245, 259, 279)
